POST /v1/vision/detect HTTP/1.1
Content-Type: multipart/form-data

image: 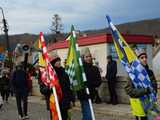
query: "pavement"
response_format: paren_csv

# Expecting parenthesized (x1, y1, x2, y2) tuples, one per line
(27, 95, 134, 120)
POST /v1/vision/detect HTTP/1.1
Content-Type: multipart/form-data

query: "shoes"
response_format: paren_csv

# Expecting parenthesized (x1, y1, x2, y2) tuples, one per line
(106, 101, 112, 104)
(0, 104, 3, 109)
(23, 115, 29, 119)
(112, 102, 118, 105)
(18, 115, 23, 120)
(106, 101, 118, 105)
(95, 100, 102, 104)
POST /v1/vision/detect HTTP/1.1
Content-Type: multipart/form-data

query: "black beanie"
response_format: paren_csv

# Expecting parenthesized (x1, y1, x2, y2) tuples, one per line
(50, 57, 61, 66)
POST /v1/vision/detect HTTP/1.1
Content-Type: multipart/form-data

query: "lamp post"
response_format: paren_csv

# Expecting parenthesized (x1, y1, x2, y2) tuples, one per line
(0, 7, 10, 52)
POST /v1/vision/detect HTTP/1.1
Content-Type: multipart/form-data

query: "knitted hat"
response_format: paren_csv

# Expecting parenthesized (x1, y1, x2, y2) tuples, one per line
(107, 55, 112, 59)
(135, 48, 147, 58)
(49, 51, 61, 66)
(81, 47, 91, 56)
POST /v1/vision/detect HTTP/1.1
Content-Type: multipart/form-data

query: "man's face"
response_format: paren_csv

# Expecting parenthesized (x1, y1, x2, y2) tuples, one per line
(139, 54, 147, 66)
(54, 60, 61, 68)
(84, 53, 92, 63)
(107, 58, 111, 63)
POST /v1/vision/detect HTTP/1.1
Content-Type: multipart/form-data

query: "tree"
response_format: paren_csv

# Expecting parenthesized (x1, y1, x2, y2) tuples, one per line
(50, 14, 63, 35)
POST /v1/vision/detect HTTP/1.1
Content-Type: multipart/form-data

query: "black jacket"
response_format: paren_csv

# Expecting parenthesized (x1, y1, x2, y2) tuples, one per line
(77, 62, 102, 100)
(106, 60, 117, 81)
(54, 66, 73, 109)
(83, 62, 102, 88)
(0, 75, 10, 92)
(12, 69, 28, 95)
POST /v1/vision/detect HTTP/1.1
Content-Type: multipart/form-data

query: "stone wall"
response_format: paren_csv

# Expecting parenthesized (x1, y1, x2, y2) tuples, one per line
(99, 76, 160, 104)
(31, 75, 160, 104)
(99, 76, 130, 104)
(31, 77, 42, 96)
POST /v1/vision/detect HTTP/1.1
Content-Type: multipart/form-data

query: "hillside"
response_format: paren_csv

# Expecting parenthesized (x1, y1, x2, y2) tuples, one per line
(0, 18, 160, 51)
(84, 18, 160, 37)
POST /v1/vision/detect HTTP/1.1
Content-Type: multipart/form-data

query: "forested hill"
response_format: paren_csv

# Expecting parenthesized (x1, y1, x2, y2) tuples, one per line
(0, 18, 160, 51)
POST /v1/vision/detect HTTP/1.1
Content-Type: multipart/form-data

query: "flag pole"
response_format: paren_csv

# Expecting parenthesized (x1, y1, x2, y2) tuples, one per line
(85, 88, 95, 120)
(52, 87, 62, 120)
(76, 44, 95, 120)
(66, 27, 95, 120)
(40, 32, 62, 120)
(49, 63, 62, 120)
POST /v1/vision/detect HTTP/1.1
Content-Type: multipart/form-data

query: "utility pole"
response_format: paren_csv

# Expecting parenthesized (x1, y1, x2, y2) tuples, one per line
(0, 7, 10, 52)
(0, 7, 12, 70)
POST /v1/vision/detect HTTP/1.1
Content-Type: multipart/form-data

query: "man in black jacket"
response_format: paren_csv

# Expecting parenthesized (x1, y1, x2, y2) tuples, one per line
(50, 55, 73, 120)
(77, 47, 102, 120)
(12, 64, 29, 119)
(105, 55, 118, 105)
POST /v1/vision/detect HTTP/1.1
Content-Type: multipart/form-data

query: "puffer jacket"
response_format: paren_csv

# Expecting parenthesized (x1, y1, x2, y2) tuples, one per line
(125, 65, 157, 98)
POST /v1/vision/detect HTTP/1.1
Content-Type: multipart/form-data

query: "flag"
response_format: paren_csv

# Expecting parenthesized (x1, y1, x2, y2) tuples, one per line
(65, 25, 86, 91)
(106, 15, 158, 113)
(32, 38, 46, 66)
(50, 94, 59, 120)
(39, 32, 62, 120)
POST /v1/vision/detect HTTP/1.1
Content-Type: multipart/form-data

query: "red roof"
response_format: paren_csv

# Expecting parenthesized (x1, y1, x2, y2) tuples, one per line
(48, 33, 154, 51)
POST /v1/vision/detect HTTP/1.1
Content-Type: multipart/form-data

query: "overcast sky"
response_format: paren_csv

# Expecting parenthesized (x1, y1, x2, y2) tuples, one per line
(0, 0, 160, 34)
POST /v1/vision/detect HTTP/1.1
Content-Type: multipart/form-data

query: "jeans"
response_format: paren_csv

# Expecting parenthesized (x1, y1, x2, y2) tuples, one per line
(1, 90, 10, 102)
(15, 93, 28, 117)
(136, 116, 147, 120)
(80, 99, 92, 120)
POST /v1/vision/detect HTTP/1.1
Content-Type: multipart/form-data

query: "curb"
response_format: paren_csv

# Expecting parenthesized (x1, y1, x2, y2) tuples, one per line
(73, 102, 134, 120)
(26, 96, 135, 119)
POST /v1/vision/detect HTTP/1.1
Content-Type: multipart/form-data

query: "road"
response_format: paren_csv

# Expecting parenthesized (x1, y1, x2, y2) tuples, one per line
(0, 97, 115, 120)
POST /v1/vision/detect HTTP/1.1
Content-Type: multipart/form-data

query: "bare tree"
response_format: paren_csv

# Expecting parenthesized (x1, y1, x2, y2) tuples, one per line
(50, 14, 63, 34)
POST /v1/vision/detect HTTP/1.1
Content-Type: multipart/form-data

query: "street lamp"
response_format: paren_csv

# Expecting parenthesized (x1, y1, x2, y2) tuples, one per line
(0, 7, 10, 52)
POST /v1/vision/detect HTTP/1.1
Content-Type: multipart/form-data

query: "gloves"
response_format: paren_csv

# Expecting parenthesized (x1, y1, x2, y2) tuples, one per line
(146, 87, 151, 94)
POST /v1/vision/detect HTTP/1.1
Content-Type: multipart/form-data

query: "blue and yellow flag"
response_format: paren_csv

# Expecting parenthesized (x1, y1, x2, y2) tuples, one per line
(106, 16, 158, 114)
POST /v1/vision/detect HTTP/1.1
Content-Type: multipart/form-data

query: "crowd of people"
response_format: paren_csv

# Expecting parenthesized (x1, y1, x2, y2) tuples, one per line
(0, 47, 157, 120)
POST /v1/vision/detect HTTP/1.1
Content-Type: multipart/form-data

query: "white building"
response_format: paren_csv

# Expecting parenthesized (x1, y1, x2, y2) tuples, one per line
(48, 33, 154, 78)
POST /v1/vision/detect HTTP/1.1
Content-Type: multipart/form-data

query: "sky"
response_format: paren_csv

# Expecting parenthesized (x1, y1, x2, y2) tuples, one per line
(0, 0, 160, 35)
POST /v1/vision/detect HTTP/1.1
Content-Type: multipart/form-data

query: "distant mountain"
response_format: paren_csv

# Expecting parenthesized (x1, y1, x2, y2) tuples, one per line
(84, 18, 160, 37)
(0, 18, 160, 51)
(0, 33, 58, 51)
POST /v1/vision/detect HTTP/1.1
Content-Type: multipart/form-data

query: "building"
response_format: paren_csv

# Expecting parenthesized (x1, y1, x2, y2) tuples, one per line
(47, 33, 154, 103)
(48, 33, 154, 77)
(153, 37, 160, 78)
(14, 33, 154, 101)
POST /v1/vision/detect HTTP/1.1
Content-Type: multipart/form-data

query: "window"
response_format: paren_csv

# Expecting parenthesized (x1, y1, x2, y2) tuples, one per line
(108, 44, 118, 60)
(108, 43, 147, 60)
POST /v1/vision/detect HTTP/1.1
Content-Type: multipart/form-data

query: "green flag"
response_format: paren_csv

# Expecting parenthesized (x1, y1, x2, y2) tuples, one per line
(65, 25, 86, 91)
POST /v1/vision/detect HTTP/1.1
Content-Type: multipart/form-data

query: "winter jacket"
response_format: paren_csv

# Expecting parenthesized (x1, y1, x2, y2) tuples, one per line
(12, 69, 28, 95)
(125, 65, 157, 98)
(77, 62, 102, 100)
(0, 75, 10, 92)
(105, 60, 117, 81)
(53, 66, 73, 110)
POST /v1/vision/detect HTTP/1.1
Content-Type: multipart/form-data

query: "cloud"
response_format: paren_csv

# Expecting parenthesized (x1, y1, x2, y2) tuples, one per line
(0, 0, 160, 34)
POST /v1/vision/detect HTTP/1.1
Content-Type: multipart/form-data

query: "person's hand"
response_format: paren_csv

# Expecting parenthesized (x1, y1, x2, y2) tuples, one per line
(146, 87, 151, 94)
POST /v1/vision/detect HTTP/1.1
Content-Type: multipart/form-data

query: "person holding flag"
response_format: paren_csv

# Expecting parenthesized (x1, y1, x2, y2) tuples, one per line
(106, 15, 160, 120)
(50, 53, 73, 120)
(65, 26, 95, 120)
(80, 47, 102, 104)
(125, 48, 157, 120)
(38, 32, 75, 120)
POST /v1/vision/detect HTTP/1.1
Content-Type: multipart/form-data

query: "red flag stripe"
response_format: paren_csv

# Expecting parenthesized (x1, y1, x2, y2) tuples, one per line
(39, 32, 62, 100)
